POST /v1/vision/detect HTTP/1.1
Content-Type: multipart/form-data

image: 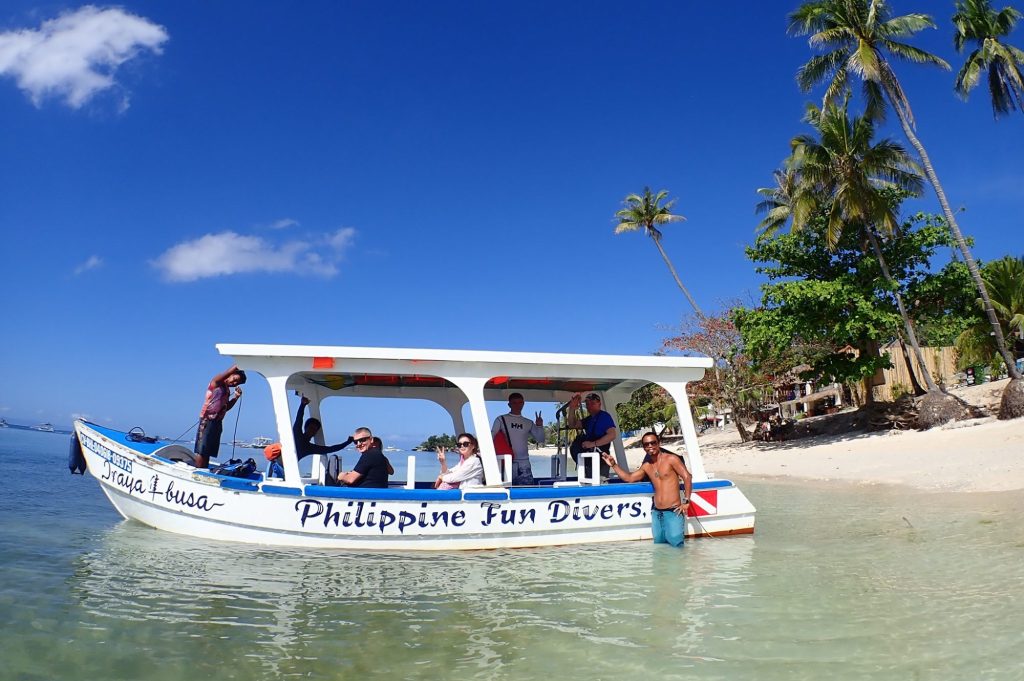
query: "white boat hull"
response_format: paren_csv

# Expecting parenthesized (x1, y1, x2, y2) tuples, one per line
(77, 422, 755, 550)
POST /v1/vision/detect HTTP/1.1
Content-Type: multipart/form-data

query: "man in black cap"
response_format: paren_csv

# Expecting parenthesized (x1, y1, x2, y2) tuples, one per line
(566, 392, 617, 480)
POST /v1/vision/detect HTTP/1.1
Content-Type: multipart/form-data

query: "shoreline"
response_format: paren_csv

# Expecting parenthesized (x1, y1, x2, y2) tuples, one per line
(693, 416, 1024, 493)
(532, 379, 1023, 494)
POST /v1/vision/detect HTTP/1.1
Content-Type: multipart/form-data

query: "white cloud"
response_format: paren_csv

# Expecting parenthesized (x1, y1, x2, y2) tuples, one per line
(0, 6, 168, 109)
(73, 254, 103, 275)
(153, 228, 358, 282)
(269, 218, 299, 230)
(327, 227, 356, 250)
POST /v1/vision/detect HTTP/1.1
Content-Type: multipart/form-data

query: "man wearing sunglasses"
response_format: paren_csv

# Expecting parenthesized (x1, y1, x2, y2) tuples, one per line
(336, 427, 390, 488)
(601, 432, 692, 547)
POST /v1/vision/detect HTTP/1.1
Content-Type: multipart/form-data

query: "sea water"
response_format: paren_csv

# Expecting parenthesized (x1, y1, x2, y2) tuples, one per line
(1, 428, 1022, 681)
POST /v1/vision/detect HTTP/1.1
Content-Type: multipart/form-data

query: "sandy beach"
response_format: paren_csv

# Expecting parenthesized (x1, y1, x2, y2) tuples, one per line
(675, 379, 1024, 493)
(540, 379, 1023, 493)
(693, 415, 1023, 493)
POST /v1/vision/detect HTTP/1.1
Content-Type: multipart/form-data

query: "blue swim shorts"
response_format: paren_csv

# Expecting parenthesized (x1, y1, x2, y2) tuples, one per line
(652, 507, 685, 547)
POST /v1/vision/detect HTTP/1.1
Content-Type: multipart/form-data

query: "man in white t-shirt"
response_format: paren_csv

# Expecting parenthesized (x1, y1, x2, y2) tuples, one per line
(491, 392, 545, 485)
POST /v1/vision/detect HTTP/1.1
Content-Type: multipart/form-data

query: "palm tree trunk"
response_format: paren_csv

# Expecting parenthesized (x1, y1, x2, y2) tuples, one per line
(883, 83, 1022, 382)
(898, 337, 927, 396)
(859, 339, 879, 405)
(651, 234, 703, 316)
(865, 227, 940, 393)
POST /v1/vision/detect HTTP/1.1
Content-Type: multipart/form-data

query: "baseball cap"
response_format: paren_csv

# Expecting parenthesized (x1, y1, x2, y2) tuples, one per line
(264, 443, 282, 461)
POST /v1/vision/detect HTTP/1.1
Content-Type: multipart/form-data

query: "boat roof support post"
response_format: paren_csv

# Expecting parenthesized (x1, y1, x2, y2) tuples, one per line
(445, 376, 501, 485)
(656, 380, 706, 481)
(433, 394, 468, 437)
(268, 375, 303, 485)
(303, 387, 328, 482)
(602, 388, 631, 469)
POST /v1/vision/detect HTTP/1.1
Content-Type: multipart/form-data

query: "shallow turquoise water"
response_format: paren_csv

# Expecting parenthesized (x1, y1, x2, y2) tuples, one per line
(2, 428, 1022, 680)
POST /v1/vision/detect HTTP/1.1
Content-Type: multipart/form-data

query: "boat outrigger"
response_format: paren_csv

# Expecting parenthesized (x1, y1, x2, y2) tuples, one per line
(72, 344, 756, 550)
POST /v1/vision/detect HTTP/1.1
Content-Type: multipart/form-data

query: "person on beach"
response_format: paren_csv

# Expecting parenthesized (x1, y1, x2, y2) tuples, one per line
(567, 392, 617, 480)
(602, 432, 693, 547)
(491, 392, 545, 485)
(194, 364, 247, 468)
(434, 433, 484, 489)
(336, 427, 390, 487)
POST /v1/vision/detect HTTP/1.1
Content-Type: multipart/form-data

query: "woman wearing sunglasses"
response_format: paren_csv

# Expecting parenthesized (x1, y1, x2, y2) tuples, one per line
(434, 433, 484, 490)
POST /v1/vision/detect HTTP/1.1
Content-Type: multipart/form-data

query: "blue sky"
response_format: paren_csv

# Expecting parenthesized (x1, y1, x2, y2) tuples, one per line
(1, 2, 1021, 446)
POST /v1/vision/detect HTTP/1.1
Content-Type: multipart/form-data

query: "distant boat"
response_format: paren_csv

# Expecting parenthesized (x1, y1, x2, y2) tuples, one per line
(384, 446, 401, 452)
(32, 423, 55, 432)
(0, 418, 7, 428)
(251, 436, 273, 448)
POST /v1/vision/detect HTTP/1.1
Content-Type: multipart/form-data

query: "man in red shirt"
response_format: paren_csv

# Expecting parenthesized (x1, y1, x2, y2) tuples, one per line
(194, 364, 246, 468)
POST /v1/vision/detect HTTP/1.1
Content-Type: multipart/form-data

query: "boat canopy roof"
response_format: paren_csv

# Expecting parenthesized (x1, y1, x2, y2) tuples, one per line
(218, 344, 712, 402)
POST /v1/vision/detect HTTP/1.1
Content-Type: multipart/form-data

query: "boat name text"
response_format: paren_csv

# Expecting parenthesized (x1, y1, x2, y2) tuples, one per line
(99, 464, 225, 512)
(294, 498, 645, 533)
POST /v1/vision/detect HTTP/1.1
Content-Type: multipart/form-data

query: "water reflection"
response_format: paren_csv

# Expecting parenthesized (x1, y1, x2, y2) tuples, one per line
(68, 522, 755, 678)
(52, 483, 1024, 680)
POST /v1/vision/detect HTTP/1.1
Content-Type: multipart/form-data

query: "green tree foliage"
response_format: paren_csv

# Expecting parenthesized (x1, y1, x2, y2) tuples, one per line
(789, 0, 1022, 393)
(615, 384, 675, 434)
(736, 210, 977, 394)
(661, 311, 775, 442)
(956, 255, 1024, 366)
(786, 100, 946, 395)
(417, 434, 457, 451)
(952, 0, 1024, 118)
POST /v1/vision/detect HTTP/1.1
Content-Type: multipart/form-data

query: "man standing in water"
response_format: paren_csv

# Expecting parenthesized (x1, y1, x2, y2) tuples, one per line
(491, 392, 545, 485)
(194, 364, 246, 468)
(601, 432, 692, 547)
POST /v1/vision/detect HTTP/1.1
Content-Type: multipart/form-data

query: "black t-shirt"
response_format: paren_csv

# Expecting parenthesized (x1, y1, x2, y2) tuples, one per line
(352, 447, 389, 488)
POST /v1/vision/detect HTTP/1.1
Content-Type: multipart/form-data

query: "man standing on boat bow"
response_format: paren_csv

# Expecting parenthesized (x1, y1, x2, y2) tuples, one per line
(602, 432, 692, 547)
(491, 392, 545, 485)
(194, 364, 246, 468)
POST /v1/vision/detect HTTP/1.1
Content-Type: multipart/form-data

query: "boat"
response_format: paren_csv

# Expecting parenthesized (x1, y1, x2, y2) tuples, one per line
(71, 344, 756, 550)
(33, 422, 55, 432)
(251, 436, 274, 448)
(383, 446, 401, 452)
(0, 418, 7, 428)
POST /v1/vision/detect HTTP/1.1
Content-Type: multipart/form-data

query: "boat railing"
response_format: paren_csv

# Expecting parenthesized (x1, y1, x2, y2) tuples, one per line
(404, 454, 417, 489)
(578, 450, 602, 485)
(550, 451, 567, 479)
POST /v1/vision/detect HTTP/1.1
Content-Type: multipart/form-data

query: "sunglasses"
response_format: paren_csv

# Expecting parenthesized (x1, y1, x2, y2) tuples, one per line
(353, 436, 372, 445)
(641, 440, 659, 447)
(457, 441, 473, 448)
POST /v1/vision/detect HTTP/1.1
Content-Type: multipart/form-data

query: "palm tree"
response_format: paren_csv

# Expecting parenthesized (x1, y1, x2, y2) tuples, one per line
(789, 0, 1023, 419)
(755, 165, 800, 234)
(957, 255, 1024, 366)
(786, 100, 947, 400)
(614, 187, 702, 315)
(952, 0, 1024, 118)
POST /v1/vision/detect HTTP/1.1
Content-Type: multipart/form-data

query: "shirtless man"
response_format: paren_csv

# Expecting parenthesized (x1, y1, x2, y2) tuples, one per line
(601, 432, 693, 547)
